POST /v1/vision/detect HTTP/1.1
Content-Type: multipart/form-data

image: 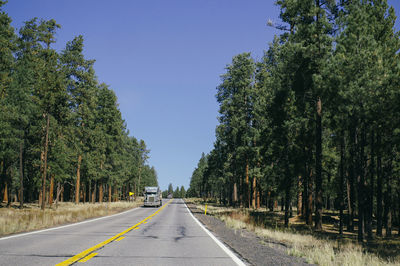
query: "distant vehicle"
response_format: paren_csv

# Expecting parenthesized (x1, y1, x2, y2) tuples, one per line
(143, 187, 162, 207)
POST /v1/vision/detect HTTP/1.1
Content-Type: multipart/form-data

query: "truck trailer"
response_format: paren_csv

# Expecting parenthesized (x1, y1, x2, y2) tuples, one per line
(143, 186, 162, 207)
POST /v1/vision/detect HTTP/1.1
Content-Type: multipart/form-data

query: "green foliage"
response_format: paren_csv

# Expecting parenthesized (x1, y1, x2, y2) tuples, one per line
(0, 3, 157, 204)
(189, 0, 400, 239)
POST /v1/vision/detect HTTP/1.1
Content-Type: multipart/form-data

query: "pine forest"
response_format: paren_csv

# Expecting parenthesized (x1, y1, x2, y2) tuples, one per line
(188, 0, 400, 243)
(0, 1, 158, 210)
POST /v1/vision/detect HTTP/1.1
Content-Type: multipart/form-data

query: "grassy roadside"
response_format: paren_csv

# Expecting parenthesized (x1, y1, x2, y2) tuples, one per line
(187, 198, 400, 266)
(0, 200, 142, 237)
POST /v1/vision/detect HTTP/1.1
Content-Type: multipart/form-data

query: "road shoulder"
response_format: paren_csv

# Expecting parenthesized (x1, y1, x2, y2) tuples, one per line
(185, 201, 311, 266)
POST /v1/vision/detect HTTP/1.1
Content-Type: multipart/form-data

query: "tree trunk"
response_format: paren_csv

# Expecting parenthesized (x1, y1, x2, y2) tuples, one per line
(38, 191, 42, 207)
(88, 180, 91, 203)
(233, 182, 238, 204)
(19, 142, 24, 208)
(113, 186, 118, 202)
(246, 162, 250, 208)
(75, 154, 82, 204)
(307, 167, 313, 225)
(99, 182, 103, 203)
(397, 190, 400, 236)
(366, 131, 374, 240)
(41, 113, 50, 210)
(315, 97, 323, 230)
(347, 125, 356, 231)
(376, 134, 383, 236)
(339, 132, 345, 237)
(108, 185, 112, 203)
(49, 174, 54, 207)
(357, 125, 365, 243)
(91, 181, 96, 203)
(297, 175, 302, 215)
(302, 161, 307, 218)
(252, 175, 256, 209)
(56, 182, 61, 208)
(385, 161, 392, 237)
(60, 184, 64, 202)
(284, 153, 291, 227)
(83, 183, 86, 203)
(3, 182, 8, 203)
(285, 184, 291, 228)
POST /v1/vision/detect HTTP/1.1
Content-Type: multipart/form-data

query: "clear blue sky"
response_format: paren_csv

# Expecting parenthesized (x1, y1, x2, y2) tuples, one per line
(5, 1, 400, 191)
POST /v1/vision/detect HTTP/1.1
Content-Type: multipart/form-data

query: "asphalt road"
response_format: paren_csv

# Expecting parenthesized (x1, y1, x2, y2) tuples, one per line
(0, 199, 244, 266)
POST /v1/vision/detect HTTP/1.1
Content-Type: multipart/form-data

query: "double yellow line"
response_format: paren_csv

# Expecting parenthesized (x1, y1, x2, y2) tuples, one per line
(56, 200, 171, 266)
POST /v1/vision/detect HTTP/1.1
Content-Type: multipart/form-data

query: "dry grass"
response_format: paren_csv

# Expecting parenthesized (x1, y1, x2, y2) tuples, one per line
(189, 200, 400, 266)
(0, 200, 142, 237)
(220, 214, 399, 266)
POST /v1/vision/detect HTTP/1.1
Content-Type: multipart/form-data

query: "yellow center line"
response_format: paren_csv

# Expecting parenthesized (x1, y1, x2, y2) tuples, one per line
(134, 227, 140, 230)
(115, 236, 125, 241)
(78, 252, 97, 263)
(56, 200, 171, 266)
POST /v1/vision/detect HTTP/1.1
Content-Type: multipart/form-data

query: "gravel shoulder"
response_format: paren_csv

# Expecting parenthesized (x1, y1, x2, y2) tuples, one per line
(185, 201, 311, 266)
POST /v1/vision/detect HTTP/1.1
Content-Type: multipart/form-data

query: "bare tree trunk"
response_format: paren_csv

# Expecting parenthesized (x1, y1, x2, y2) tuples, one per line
(339, 132, 345, 237)
(38, 191, 42, 207)
(246, 162, 250, 208)
(315, 97, 323, 230)
(297, 175, 302, 215)
(252, 175, 256, 209)
(357, 125, 365, 242)
(366, 131, 374, 240)
(285, 183, 291, 228)
(233, 182, 238, 204)
(113, 186, 118, 202)
(284, 153, 291, 228)
(385, 161, 392, 237)
(3, 182, 8, 203)
(41, 114, 50, 210)
(376, 135, 383, 236)
(83, 183, 86, 203)
(397, 190, 400, 237)
(75, 154, 82, 204)
(60, 184, 64, 202)
(99, 182, 103, 203)
(91, 181, 96, 203)
(239, 175, 243, 207)
(348, 124, 356, 232)
(49, 174, 54, 207)
(307, 167, 313, 225)
(56, 182, 61, 208)
(108, 185, 112, 203)
(19, 142, 24, 208)
(88, 180, 91, 203)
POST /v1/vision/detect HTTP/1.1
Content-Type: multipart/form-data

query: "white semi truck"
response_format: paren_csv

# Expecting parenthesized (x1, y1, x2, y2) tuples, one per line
(143, 186, 162, 207)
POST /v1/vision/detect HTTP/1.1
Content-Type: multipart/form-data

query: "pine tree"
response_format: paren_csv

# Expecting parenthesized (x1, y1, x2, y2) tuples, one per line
(0, 0, 16, 206)
(61, 35, 97, 204)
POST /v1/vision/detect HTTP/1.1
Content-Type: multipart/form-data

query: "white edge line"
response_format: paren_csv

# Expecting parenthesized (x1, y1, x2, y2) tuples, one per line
(183, 200, 246, 266)
(0, 205, 140, 241)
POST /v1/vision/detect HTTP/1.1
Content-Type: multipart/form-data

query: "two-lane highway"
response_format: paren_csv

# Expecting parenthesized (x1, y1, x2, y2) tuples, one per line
(0, 199, 244, 265)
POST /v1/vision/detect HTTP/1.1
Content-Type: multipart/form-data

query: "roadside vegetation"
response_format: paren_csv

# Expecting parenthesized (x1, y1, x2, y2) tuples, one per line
(188, 2, 400, 261)
(0, 0, 158, 209)
(188, 199, 400, 266)
(0, 200, 142, 237)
